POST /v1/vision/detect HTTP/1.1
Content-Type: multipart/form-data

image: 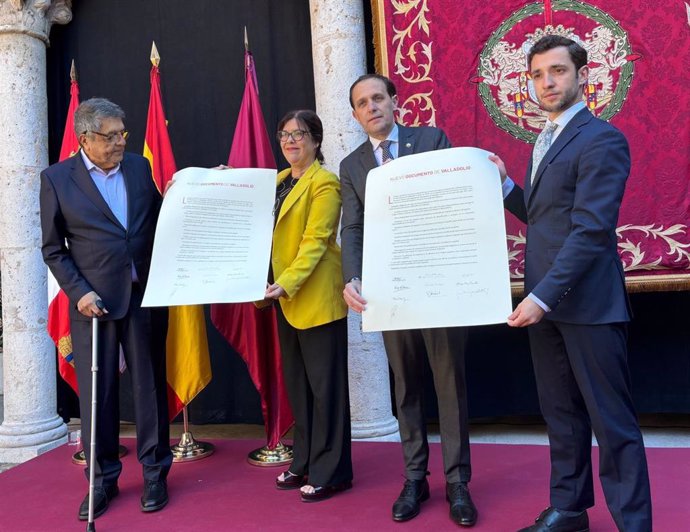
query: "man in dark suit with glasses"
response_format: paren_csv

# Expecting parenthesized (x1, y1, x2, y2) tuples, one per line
(40, 98, 172, 521)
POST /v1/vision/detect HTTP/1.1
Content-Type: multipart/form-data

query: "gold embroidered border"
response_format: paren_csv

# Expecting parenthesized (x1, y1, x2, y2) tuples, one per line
(507, 221, 690, 293)
(372, 0, 389, 76)
(372, 0, 437, 126)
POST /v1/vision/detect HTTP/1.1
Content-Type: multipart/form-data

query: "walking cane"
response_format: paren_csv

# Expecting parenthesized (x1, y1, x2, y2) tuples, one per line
(87, 299, 104, 532)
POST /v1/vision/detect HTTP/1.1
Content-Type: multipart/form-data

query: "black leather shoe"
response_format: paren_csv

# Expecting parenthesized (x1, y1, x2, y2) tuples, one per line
(446, 481, 478, 527)
(78, 485, 119, 521)
(517, 507, 589, 532)
(140, 480, 169, 512)
(392, 478, 430, 522)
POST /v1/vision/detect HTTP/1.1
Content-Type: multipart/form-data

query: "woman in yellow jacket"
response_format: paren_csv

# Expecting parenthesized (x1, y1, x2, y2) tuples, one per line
(265, 110, 352, 502)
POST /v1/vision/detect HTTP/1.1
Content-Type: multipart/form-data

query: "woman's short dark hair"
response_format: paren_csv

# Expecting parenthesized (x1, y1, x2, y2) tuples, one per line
(277, 109, 325, 164)
(528, 35, 588, 72)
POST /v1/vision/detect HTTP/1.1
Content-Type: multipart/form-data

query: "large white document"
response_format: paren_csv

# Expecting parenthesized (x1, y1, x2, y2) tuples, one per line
(142, 167, 276, 307)
(361, 147, 511, 332)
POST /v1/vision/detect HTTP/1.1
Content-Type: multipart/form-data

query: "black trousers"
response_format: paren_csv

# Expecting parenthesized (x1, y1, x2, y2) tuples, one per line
(382, 326, 471, 484)
(275, 304, 352, 487)
(529, 319, 652, 532)
(72, 284, 172, 487)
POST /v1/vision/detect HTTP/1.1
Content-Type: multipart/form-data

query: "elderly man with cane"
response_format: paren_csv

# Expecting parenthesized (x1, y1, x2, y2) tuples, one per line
(40, 98, 172, 521)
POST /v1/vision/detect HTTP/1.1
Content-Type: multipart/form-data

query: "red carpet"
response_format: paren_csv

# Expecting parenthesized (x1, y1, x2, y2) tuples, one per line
(0, 439, 686, 531)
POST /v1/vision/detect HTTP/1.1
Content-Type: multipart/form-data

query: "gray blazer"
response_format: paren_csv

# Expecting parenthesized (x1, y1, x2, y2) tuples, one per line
(339, 124, 451, 282)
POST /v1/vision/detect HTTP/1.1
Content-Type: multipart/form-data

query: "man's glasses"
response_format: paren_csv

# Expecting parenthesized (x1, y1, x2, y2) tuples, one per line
(277, 129, 309, 143)
(86, 129, 129, 143)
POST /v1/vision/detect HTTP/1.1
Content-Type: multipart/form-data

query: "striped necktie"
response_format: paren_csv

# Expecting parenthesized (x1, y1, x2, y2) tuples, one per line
(380, 140, 394, 165)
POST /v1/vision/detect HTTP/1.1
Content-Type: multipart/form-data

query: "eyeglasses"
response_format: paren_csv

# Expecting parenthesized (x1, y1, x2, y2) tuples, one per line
(85, 129, 129, 143)
(277, 129, 309, 143)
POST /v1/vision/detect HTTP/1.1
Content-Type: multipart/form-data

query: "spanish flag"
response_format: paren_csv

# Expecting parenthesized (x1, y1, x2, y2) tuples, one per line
(144, 43, 212, 419)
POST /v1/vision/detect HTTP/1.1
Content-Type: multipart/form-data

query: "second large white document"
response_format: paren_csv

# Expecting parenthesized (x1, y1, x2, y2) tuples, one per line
(142, 167, 275, 307)
(361, 147, 511, 331)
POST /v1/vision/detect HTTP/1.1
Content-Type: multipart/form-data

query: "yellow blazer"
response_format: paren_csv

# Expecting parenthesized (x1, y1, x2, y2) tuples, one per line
(272, 160, 347, 329)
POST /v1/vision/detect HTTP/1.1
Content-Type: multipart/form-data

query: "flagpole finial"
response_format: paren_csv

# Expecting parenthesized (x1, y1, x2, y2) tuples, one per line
(244, 26, 249, 52)
(69, 59, 77, 82)
(150, 41, 160, 67)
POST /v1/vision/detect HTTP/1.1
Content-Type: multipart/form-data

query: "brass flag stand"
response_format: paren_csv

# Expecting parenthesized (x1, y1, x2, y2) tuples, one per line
(72, 444, 128, 466)
(247, 441, 293, 467)
(171, 406, 214, 462)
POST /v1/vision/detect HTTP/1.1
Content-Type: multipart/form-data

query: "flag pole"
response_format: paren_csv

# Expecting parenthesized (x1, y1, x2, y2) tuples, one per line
(145, 41, 214, 462)
(238, 29, 293, 467)
(150, 40, 160, 67)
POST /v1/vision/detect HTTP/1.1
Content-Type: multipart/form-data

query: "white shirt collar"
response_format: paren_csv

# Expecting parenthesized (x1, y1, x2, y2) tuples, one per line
(550, 100, 586, 131)
(369, 123, 399, 151)
(80, 150, 121, 177)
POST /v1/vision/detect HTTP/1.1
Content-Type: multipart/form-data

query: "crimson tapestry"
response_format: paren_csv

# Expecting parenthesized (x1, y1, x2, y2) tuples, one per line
(373, 0, 690, 291)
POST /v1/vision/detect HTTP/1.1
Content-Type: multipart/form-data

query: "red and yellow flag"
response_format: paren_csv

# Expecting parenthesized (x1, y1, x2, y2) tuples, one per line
(144, 43, 212, 418)
(48, 63, 80, 393)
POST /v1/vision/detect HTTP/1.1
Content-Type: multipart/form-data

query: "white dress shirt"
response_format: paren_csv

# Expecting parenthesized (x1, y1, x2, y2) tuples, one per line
(369, 124, 400, 166)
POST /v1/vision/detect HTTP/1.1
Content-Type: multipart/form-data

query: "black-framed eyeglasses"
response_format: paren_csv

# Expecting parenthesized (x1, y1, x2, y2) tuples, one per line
(277, 129, 309, 143)
(85, 129, 129, 143)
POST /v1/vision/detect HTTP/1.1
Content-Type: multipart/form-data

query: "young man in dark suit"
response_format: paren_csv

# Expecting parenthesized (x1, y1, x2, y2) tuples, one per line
(491, 36, 652, 532)
(40, 98, 172, 520)
(340, 74, 477, 527)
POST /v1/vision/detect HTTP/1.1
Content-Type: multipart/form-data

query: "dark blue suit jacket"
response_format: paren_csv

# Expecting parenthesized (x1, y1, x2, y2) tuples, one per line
(40, 152, 161, 321)
(505, 108, 632, 325)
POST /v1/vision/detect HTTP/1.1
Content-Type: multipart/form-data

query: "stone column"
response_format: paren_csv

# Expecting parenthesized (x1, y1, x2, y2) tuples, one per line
(0, 0, 72, 462)
(309, 0, 399, 440)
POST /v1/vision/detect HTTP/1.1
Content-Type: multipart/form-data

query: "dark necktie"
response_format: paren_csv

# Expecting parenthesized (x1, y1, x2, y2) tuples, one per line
(380, 140, 394, 165)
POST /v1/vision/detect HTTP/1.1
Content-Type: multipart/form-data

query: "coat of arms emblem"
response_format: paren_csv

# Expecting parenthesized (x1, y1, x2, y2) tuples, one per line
(471, 1, 641, 142)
